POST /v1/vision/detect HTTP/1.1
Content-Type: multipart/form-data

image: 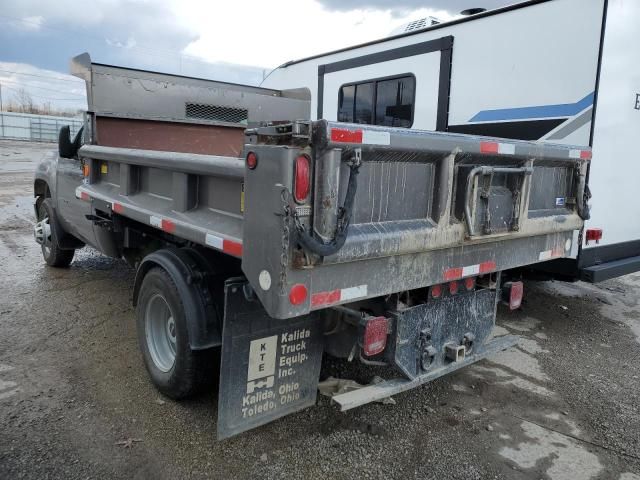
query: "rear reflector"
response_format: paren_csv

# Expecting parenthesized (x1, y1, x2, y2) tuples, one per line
(289, 283, 308, 305)
(585, 228, 602, 244)
(112, 202, 124, 214)
(464, 277, 475, 291)
(362, 316, 388, 357)
(294, 154, 310, 202)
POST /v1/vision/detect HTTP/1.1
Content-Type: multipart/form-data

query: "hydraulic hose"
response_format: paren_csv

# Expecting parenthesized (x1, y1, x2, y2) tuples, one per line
(295, 161, 360, 257)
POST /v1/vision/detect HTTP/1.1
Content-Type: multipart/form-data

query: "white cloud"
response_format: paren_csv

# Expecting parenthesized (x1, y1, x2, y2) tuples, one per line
(176, 0, 455, 69)
(18, 15, 45, 31)
(0, 62, 86, 112)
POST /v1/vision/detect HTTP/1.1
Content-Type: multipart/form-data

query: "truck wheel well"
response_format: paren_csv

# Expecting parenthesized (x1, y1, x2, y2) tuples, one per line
(133, 248, 222, 350)
(34, 180, 50, 211)
(34, 179, 50, 198)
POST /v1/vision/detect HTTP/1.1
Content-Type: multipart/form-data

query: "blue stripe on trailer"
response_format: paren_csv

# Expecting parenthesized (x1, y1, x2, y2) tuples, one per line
(469, 92, 594, 122)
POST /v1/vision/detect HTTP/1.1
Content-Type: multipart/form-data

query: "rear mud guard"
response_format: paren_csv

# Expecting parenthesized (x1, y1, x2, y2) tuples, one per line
(217, 278, 324, 439)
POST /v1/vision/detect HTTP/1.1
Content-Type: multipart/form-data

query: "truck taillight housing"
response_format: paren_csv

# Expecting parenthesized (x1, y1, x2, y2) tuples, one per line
(502, 281, 523, 310)
(246, 151, 258, 170)
(294, 154, 310, 202)
(362, 316, 388, 357)
(585, 228, 602, 244)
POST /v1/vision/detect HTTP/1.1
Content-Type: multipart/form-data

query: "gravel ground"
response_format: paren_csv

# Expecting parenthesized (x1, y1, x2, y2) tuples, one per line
(0, 140, 639, 480)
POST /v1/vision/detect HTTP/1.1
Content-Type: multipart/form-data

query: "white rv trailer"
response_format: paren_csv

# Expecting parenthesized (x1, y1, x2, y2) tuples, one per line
(262, 0, 639, 282)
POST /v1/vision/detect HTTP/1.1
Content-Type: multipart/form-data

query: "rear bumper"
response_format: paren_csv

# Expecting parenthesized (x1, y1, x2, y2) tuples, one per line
(332, 334, 519, 411)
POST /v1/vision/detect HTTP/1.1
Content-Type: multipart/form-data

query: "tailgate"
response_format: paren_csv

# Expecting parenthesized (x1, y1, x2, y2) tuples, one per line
(242, 121, 591, 319)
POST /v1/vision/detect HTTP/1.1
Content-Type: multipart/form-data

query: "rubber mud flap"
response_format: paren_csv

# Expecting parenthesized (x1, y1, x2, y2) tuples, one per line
(217, 279, 323, 440)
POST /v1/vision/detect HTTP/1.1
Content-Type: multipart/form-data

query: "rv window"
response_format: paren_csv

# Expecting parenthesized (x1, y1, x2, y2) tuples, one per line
(375, 76, 414, 127)
(338, 85, 355, 122)
(354, 82, 374, 124)
(338, 74, 414, 127)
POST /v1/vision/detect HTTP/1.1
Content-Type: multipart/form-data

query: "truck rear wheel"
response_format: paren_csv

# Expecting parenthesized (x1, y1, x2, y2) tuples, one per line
(136, 266, 216, 399)
(36, 199, 75, 268)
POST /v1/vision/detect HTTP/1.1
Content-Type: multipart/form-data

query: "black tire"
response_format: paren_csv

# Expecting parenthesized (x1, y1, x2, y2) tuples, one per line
(37, 199, 75, 268)
(136, 267, 217, 399)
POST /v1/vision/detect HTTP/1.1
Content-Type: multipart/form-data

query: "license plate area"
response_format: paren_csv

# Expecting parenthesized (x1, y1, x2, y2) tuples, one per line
(391, 288, 497, 379)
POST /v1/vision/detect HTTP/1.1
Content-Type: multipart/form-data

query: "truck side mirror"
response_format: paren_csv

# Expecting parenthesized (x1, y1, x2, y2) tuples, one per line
(58, 125, 75, 158)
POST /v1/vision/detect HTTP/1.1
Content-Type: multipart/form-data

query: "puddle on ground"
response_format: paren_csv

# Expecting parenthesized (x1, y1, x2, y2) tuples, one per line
(499, 421, 602, 480)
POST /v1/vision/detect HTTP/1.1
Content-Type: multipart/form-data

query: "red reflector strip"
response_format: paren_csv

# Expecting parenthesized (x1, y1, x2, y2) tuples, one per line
(330, 128, 363, 144)
(480, 142, 499, 154)
(150, 216, 175, 233)
(161, 219, 175, 233)
(112, 202, 124, 214)
(311, 284, 368, 308)
(223, 239, 243, 257)
(204, 233, 243, 257)
(539, 247, 565, 261)
(480, 142, 515, 155)
(570, 149, 592, 160)
(75, 187, 90, 201)
(444, 261, 496, 281)
(311, 289, 341, 307)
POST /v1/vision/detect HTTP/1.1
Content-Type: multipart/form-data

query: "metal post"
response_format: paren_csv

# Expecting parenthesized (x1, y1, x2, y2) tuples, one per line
(0, 82, 4, 138)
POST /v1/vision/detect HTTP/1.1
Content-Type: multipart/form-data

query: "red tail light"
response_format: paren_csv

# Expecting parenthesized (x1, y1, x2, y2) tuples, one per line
(246, 151, 258, 170)
(362, 316, 388, 357)
(585, 228, 602, 245)
(449, 281, 459, 295)
(430, 284, 442, 298)
(504, 281, 523, 310)
(294, 154, 310, 202)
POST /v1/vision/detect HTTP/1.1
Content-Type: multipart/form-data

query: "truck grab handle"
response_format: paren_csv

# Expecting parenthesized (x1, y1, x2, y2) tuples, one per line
(464, 166, 534, 237)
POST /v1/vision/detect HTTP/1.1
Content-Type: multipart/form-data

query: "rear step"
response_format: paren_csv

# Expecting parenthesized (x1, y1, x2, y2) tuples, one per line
(580, 255, 640, 283)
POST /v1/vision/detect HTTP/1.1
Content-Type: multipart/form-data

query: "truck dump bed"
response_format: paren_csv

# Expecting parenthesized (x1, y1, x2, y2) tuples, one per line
(72, 54, 591, 320)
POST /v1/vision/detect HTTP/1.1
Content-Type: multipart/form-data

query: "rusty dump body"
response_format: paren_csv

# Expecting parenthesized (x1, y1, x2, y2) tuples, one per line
(60, 53, 592, 438)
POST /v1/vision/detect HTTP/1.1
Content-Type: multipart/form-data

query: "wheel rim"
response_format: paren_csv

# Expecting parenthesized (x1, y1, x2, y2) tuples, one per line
(40, 213, 52, 258)
(145, 293, 177, 372)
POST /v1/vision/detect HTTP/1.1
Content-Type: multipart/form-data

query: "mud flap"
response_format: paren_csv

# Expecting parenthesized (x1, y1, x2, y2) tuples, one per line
(217, 279, 323, 439)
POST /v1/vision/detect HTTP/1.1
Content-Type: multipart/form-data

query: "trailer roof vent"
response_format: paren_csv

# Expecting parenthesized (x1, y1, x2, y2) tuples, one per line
(185, 103, 248, 124)
(461, 8, 487, 15)
(389, 16, 439, 36)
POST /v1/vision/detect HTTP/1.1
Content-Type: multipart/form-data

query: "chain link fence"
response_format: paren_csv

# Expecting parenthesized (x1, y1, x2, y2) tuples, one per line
(0, 111, 83, 143)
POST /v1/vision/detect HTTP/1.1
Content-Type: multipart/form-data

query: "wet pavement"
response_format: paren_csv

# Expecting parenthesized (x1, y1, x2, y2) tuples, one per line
(0, 139, 639, 479)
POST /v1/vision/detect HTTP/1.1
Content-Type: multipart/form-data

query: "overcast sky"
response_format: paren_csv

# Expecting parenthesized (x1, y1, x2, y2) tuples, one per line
(0, 0, 510, 112)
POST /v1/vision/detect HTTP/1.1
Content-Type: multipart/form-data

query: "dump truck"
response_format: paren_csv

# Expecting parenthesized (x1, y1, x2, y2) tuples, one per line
(33, 0, 608, 439)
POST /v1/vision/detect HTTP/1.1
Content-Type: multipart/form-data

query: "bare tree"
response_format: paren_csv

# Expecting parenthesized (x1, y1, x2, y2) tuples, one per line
(13, 88, 35, 113)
